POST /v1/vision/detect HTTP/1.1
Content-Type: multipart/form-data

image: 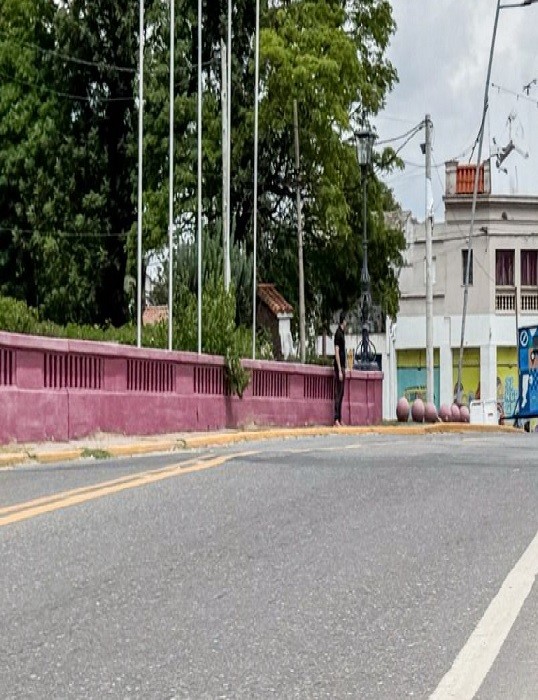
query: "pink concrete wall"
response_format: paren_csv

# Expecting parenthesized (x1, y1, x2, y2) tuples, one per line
(0, 332, 383, 444)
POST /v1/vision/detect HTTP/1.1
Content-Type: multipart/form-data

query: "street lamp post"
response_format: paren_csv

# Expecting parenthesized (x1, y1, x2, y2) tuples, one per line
(354, 129, 378, 371)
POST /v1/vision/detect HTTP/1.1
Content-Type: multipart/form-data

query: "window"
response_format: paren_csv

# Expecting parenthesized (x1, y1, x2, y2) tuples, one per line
(462, 250, 473, 285)
(496, 249, 514, 286)
(521, 250, 538, 286)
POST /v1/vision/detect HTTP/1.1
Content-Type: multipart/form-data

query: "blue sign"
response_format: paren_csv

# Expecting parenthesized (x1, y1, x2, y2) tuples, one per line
(517, 326, 538, 419)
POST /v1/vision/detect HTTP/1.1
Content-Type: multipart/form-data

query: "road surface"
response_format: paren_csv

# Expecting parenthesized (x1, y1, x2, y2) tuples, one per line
(1, 432, 537, 698)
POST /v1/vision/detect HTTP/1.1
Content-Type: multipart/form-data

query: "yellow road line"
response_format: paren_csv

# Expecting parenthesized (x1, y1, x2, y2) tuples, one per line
(0, 456, 202, 517)
(0, 451, 256, 527)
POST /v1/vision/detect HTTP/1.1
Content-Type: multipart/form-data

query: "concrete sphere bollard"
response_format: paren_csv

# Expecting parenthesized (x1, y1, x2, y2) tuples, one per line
(451, 403, 461, 422)
(460, 405, 470, 423)
(411, 398, 425, 423)
(439, 404, 451, 422)
(424, 401, 438, 423)
(396, 397, 410, 422)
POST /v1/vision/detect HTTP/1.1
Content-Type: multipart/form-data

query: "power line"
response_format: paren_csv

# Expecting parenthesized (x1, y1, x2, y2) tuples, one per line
(0, 69, 134, 102)
(376, 121, 425, 146)
(0, 31, 136, 74)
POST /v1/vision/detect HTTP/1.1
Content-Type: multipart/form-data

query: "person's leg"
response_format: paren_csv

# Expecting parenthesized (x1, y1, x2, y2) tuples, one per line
(337, 377, 345, 424)
(334, 374, 344, 423)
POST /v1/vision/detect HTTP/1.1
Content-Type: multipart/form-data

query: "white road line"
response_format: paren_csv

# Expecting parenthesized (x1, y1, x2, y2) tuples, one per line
(430, 528, 538, 699)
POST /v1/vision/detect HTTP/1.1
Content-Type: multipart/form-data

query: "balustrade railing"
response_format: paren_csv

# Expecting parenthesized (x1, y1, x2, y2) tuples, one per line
(495, 289, 516, 312)
(521, 290, 538, 312)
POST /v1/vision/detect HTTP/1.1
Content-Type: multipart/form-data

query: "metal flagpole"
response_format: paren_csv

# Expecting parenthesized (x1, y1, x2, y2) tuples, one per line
(168, 0, 175, 351)
(136, 0, 144, 348)
(197, 0, 203, 354)
(225, 0, 232, 290)
(221, 40, 228, 290)
(252, 0, 260, 359)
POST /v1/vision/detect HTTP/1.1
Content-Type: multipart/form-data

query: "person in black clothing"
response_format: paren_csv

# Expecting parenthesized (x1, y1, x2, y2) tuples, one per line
(333, 313, 347, 426)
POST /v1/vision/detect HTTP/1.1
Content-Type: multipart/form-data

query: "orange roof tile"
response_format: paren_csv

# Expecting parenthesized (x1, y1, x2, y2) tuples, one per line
(257, 283, 293, 315)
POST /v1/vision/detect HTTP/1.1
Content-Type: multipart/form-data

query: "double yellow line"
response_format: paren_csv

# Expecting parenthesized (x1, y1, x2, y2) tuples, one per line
(0, 451, 255, 527)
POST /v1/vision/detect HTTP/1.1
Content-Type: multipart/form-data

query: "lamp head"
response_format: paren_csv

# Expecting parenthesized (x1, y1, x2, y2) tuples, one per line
(356, 129, 376, 166)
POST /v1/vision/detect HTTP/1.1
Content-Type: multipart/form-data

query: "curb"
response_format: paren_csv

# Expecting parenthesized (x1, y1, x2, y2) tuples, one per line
(0, 422, 521, 469)
(0, 453, 27, 468)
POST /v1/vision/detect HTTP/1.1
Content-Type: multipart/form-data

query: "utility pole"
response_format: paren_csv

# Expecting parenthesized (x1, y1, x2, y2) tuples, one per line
(293, 100, 306, 364)
(457, 1, 502, 402)
(424, 114, 434, 404)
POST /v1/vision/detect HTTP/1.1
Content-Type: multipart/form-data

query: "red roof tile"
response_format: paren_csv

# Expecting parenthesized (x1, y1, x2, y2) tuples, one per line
(257, 283, 293, 315)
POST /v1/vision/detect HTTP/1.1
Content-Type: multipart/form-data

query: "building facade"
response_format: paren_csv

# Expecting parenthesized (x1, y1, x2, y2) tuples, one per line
(386, 160, 538, 421)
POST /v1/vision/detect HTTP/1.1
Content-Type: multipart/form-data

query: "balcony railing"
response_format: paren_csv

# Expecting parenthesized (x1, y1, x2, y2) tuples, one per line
(495, 288, 538, 313)
(495, 288, 516, 312)
(521, 289, 538, 313)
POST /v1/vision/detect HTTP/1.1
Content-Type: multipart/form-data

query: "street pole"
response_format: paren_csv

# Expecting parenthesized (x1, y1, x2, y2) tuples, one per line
(355, 129, 378, 371)
(252, 0, 260, 360)
(457, 0, 537, 403)
(168, 0, 175, 352)
(197, 0, 203, 355)
(136, 0, 144, 349)
(457, 1, 501, 403)
(361, 166, 369, 324)
(425, 114, 434, 404)
(293, 100, 306, 364)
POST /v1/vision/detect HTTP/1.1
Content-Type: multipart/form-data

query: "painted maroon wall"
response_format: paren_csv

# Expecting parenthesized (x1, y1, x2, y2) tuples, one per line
(0, 332, 383, 444)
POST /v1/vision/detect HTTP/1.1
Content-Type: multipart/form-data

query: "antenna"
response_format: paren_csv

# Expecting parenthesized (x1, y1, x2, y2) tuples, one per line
(493, 111, 529, 170)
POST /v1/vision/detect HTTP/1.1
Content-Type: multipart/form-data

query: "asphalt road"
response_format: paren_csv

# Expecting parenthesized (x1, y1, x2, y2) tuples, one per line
(1, 432, 538, 699)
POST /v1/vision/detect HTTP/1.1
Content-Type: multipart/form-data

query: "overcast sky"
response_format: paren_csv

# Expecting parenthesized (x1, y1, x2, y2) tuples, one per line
(376, 0, 538, 221)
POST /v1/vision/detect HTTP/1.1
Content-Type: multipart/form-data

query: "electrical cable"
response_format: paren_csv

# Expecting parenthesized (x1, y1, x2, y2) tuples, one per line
(0, 69, 134, 102)
(376, 121, 425, 146)
(0, 31, 136, 73)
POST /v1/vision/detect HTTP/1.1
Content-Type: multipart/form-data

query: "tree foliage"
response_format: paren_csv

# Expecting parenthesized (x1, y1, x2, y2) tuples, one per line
(0, 0, 404, 344)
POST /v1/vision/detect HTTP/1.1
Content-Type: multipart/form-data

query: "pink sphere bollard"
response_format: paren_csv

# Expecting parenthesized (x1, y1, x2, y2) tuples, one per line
(460, 405, 470, 423)
(451, 403, 461, 422)
(439, 404, 451, 422)
(396, 397, 410, 422)
(411, 398, 425, 423)
(424, 401, 438, 423)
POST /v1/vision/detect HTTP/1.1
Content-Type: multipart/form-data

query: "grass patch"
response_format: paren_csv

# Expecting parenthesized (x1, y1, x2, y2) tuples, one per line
(81, 448, 111, 460)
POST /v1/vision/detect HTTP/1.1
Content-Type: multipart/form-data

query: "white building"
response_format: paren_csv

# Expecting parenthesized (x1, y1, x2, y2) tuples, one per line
(384, 160, 538, 421)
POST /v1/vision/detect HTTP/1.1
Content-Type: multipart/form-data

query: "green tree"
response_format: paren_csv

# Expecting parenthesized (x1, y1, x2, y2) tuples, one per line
(0, 0, 140, 325)
(0, 0, 59, 307)
(0, 0, 404, 342)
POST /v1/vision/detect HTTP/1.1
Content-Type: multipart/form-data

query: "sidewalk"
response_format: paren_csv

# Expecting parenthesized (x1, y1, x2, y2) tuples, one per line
(0, 421, 521, 469)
